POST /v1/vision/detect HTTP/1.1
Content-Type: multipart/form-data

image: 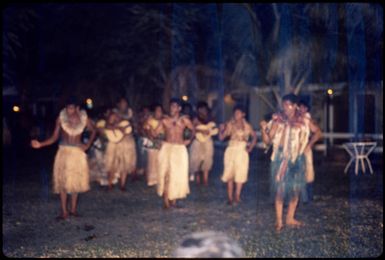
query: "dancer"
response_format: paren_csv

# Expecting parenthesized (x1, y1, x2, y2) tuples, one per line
(31, 97, 96, 220)
(261, 94, 320, 232)
(112, 97, 134, 121)
(219, 105, 257, 205)
(104, 97, 137, 191)
(143, 104, 165, 186)
(88, 108, 119, 187)
(155, 98, 195, 209)
(189, 101, 218, 185)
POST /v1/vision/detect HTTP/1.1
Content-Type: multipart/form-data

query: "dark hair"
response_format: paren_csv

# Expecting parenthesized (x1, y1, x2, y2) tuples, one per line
(233, 104, 245, 113)
(170, 97, 182, 106)
(65, 95, 78, 106)
(282, 93, 299, 105)
(197, 101, 209, 110)
(117, 97, 128, 104)
(151, 103, 163, 112)
(298, 99, 311, 112)
(263, 112, 273, 121)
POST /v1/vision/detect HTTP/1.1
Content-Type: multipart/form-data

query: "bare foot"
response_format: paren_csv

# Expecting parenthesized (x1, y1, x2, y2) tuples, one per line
(286, 219, 304, 228)
(275, 222, 284, 232)
(163, 200, 170, 209)
(56, 213, 68, 221)
(69, 211, 81, 217)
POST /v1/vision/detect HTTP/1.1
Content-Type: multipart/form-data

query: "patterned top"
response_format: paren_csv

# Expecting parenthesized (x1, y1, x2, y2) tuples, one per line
(270, 113, 310, 163)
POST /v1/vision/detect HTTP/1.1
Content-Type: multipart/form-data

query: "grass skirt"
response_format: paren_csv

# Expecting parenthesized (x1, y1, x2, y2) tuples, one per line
(146, 148, 159, 186)
(105, 135, 137, 175)
(157, 142, 190, 200)
(221, 141, 249, 184)
(53, 145, 90, 194)
(88, 143, 119, 186)
(270, 148, 306, 200)
(189, 139, 214, 173)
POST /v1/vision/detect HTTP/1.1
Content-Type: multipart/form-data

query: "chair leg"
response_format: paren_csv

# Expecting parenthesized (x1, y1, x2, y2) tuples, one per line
(360, 158, 366, 173)
(364, 157, 374, 174)
(344, 158, 354, 174)
(355, 159, 359, 175)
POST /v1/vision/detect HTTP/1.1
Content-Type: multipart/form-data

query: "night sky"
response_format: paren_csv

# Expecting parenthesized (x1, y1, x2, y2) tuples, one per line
(4, 4, 382, 106)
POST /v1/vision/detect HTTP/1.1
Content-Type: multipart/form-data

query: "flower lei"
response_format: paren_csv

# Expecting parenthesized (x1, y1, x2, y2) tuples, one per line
(59, 108, 88, 136)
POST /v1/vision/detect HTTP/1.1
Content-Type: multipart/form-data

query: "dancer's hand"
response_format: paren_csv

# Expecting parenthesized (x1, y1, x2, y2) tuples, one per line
(31, 140, 41, 149)
(246, 145, 253, 153)
(259, 120, 267, 130)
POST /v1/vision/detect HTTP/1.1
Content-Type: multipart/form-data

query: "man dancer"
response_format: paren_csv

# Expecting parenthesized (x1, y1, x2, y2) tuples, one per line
(261, 93, 321, 232)
(155, 98, 195, 209)
(31, 97, 96, 220)
(189, 101, 217, 186)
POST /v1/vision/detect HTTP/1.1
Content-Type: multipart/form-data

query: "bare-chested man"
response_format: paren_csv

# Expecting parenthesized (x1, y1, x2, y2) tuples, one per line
(260, 93, 321, 232)
(155, 98, 195, 209)
(31, 97, 96, 220)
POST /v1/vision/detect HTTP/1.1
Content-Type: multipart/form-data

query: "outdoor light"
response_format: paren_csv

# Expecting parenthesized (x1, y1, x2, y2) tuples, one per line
(327, 88, 333, 95)
(182, 95, 188, 101)
(86, 98, 93, 109)
(12, 105, 20, 112)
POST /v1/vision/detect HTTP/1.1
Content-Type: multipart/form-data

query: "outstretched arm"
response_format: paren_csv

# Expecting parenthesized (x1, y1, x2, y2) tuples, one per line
(31, 117, 60, 149)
